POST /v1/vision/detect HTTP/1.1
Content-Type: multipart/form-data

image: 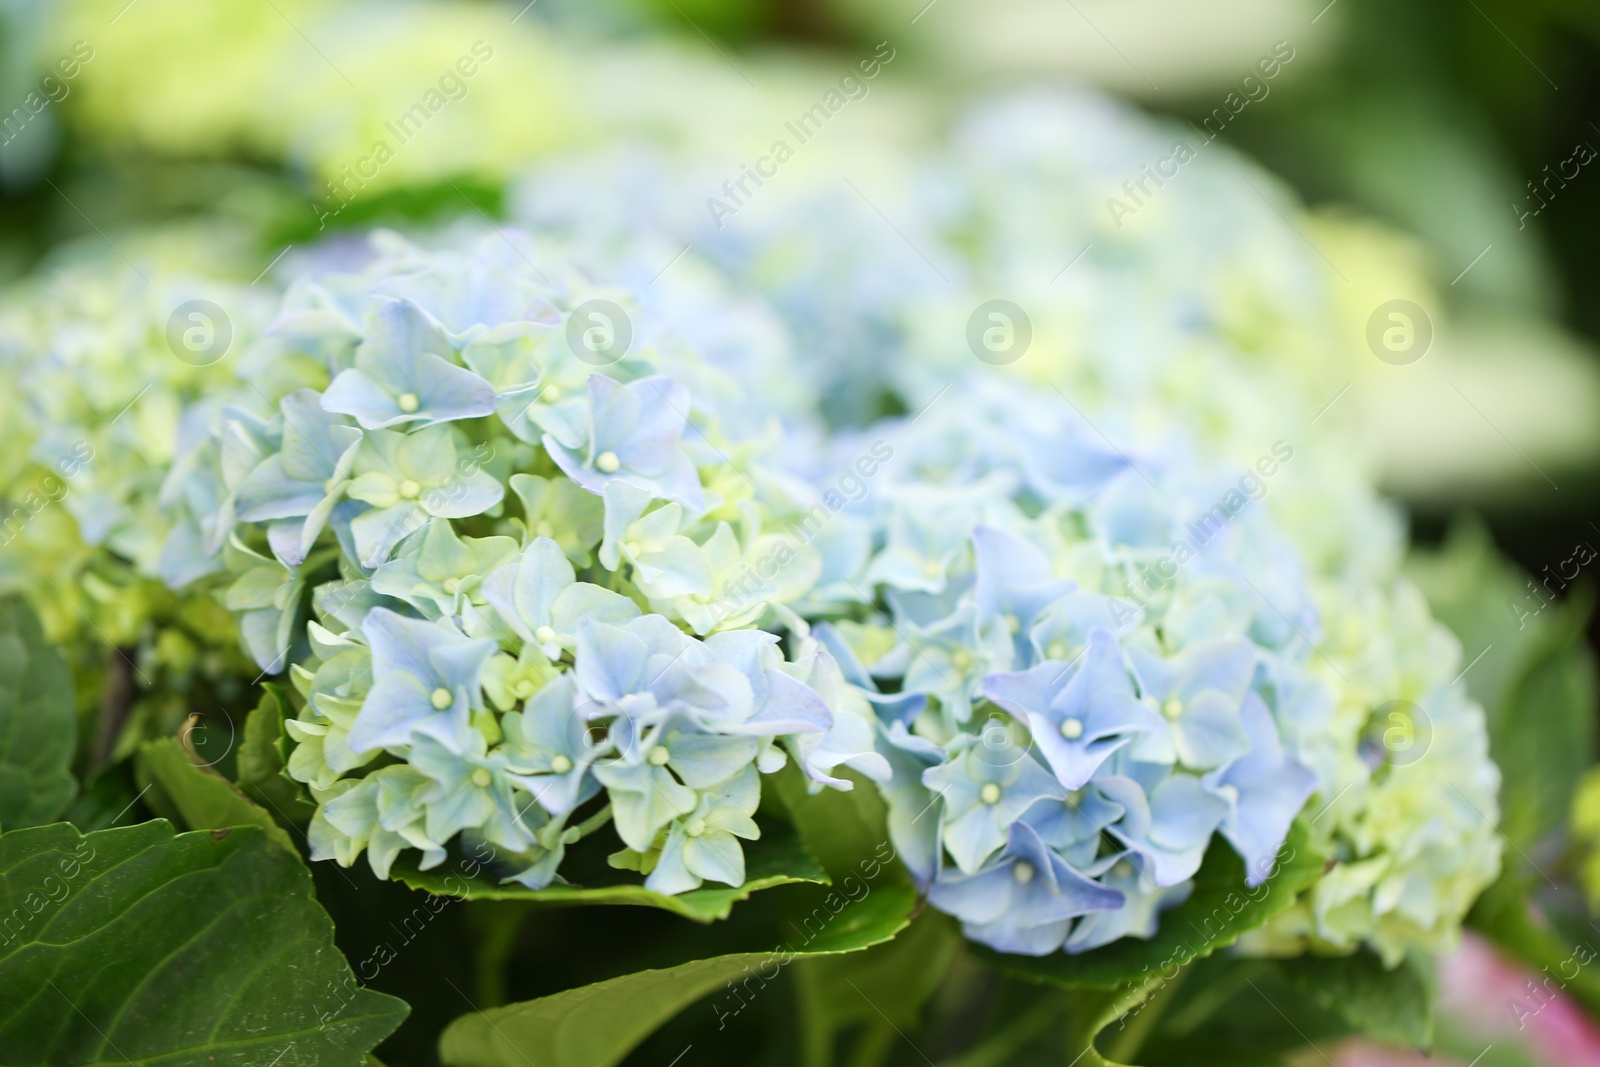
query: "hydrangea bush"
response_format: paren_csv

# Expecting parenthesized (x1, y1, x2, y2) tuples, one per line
(0, 27, 1557, 1061)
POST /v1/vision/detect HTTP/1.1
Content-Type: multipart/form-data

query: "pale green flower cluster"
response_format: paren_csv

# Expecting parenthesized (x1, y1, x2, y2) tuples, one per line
(0, 226, 270, 701)
(1238, 575, 1502, 964)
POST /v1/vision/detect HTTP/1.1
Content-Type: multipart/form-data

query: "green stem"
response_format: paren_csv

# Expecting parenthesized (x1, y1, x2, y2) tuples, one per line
(939, 995, 1060, 1067)
(470, 902, 529, 1009)
(844, 1020, 895, 1067)
(793, 958, 834, 1067)
(1103, 969, 1188, 1064)
(570, 803, 613, 841)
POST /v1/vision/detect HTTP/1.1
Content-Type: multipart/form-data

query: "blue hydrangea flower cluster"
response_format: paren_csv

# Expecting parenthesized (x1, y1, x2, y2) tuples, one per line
(0, 37, 1505, 966)
(511, 88, 1501, 962)
(160, 229, 886, 890)
(779, 375, 1328, 955)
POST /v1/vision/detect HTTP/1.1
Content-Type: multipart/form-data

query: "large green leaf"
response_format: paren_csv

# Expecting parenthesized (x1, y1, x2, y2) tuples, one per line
(234, 683, 316, 822)
(1277, 950, 1434, 1049)
(1064, 985, 1158, 1067)
(0, 597, 76, 830)
(394, 815, 828, 923)
(975, 820, 1327, 990)
(137, 737, 299, 854)
(0, 820, 407, 1065)
(437, 879, 918, 1067)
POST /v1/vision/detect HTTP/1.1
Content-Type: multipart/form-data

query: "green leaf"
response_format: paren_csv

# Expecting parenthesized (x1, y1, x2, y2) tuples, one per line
(0, 597, 76, 831)
(1277, 950, 1434, 1048)
(437, 879, 918, 1067)
(975, 820, 1327, 990)
(1405, 520, 1598, 846)
(1062, 985, 1157, 1067)
(771, 765, 900, 882)
(1136, 957, 1351, 1067)
(234, 684, 316, 822)
(62, 763, 144, 834)
(394, 815, 828, 923)
(1493, 612, 1597, 845)
(136, 737, 299, 854)
(0, 820, 407, 1065)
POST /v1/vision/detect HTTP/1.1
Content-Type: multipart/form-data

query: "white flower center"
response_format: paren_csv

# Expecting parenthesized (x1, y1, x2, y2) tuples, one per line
(535, 521, 554, 538)
(685, 818, 707, 838)
(399, 479, 422, 499)
(543, 384, 561, 402)
(1046, 641, 1068, 661)
(534, 625, 557, 645)
(1161, 698, 1184, 720)
(1060, 717, 1084, 740)
(648, 745, 671, 766)
(922, 559, 942, 577)
(1218, 784, 1239, 804)
(430, 687, 453, 710)
(979, 783, 1002, 805)
(443, 578, 461, 594)
(513, 679, 536, 699)
(396, 392, 420, 413)
(1012, 861, 1036, 884)
(623, 540, 643, 558)
(951, 649, 973, 671)
(595, 450, 621, 473)
(550, 754, 573, 774)
(1113, 860, 1133, 878)
(470, 767, 493, 788)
